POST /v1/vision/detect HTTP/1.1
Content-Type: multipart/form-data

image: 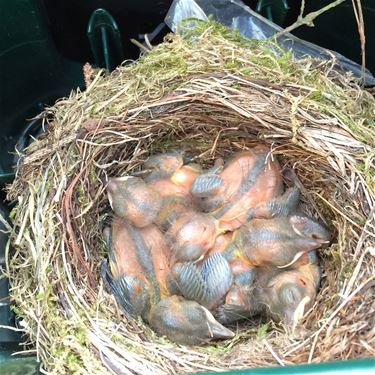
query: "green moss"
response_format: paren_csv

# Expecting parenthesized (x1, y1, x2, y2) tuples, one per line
(239, 67, 251, 76)
(73, 328, 88, 346)
(53, 345, 66, 358)
(357, 156, 375, 190)
(179, 18, 239, 43)
(256, 323, 270, 340)
(356, 162, 366, 172)
(76, 181, 90, 206)
(110, 333, 123, 344)
(308, 90, 329, 104)
(98, 239, 108, 258)
(10, 305, 23, 316)
(44, 169, 53, 193)
(327, 244, 343, 268)
(205, 337, 240, 354)
(36, 292, 45, 301)
(9, 207, 17, 219)
(66, 353, 83, 373)
(224, 59, 243, 71)
(89, 165, 97, 185)
(68, 18, 375, 154)
(340, 261, 356, 279)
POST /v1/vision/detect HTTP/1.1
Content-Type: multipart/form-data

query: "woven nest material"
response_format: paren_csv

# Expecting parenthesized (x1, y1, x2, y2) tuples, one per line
(5, 22, 375, 374)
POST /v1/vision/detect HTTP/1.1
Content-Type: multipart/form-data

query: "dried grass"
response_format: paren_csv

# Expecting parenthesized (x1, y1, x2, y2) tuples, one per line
(5, 22, 375, 374)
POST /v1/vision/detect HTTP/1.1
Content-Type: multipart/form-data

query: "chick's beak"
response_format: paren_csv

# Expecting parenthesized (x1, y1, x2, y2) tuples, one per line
(108, 194, 114, 210)
(277, 251, 305, 269)
(171, 170, 186, 186)
(202, 306, 235, 339)
(288, 295, 311, 330)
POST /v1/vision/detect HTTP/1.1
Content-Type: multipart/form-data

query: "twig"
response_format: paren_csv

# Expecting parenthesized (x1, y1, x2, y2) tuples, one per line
(0, 325, 27, 332)
(130, 38, 151, 53)
(351, 0, 366, 83)
(275, 0, 346, 38)
(144, 34, 153, 51)
(263, 339, 285, 366)
(61, 168, 95, 286)
(0, 212, 12, 232)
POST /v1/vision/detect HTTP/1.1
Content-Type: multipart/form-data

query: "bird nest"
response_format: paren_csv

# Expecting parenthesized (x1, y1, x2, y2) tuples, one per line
(5, 22, 375, 374)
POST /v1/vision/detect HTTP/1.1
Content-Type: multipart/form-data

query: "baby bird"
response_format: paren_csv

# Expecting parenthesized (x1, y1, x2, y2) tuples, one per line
(101, 216, 233, 344)
(184, 232, 260, 323)
(171, 233, 259, 318)
(287, 250, 318, 269)
(191, 146, 283, 230)
(189, 160, 225, 212)
(247, 187, 301, 220)
(138, 224, 173, 292)
(171, 252, 233, 310)
(255, 261, 320, 326)
(144, 151, 184, 178)
(147, 164, 201, 199)
(207, 232, 233, 256)
(169, 233, 234, 313)
(208, 234, 256, 310)
(211, 235, 262, 324)
(166, 211, 220, 264)
(231, 215, 330, 268)
(107, 176, 161, 228)
(154, 196, 193, 231)
(145, 152, 201, 199)
(149, 295, 234, 345)
(101, 217, 155, 318)
(215, 258, 260, 324)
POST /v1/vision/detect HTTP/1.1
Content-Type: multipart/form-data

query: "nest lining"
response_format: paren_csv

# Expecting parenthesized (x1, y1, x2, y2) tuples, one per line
(5, 22, 375, 375)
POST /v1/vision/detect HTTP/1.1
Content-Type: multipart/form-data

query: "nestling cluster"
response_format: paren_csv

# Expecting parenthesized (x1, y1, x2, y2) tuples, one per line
(101, 145, 330, 345)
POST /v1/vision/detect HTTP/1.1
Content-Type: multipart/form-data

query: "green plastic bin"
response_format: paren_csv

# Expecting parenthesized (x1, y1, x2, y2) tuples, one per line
(0, 0, 374, 373)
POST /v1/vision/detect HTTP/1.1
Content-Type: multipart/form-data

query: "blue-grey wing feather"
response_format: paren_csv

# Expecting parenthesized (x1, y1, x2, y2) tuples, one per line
(201, 253, 233, 309)
(112, 275, 150, 319)
(191, 174, 223, 197)
(173, 262, 209, 304)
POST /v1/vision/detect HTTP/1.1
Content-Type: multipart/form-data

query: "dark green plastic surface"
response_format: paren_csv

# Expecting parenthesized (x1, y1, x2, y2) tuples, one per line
(0, 351, 39, 375)
(256, 0, 289, 26)
(200, 358, 375, 375)
(0, 355, 373, 375)
(0, 0, 84, 182)
(87, 8, 124, 71)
